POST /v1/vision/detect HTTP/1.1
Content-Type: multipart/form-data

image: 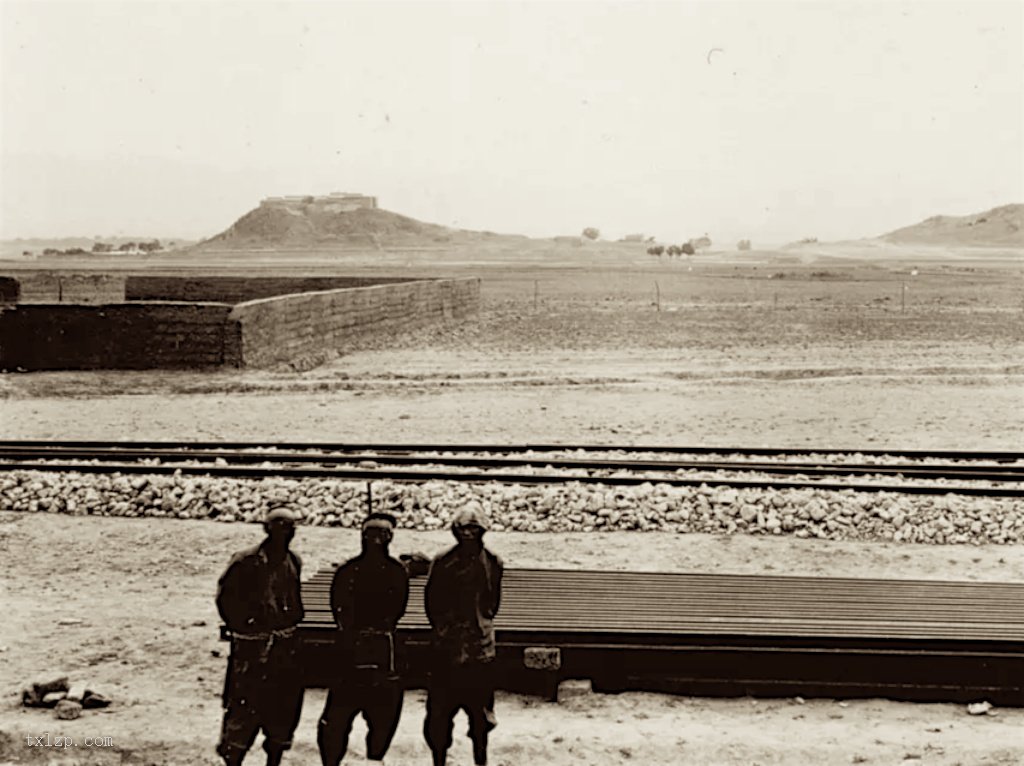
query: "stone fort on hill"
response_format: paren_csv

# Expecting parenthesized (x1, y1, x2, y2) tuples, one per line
(259, 192, 378, 212)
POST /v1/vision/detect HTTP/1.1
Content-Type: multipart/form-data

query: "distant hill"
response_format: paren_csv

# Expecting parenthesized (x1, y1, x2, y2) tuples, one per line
(197, 200, 518, 250)
(880, 204, 1023, 247)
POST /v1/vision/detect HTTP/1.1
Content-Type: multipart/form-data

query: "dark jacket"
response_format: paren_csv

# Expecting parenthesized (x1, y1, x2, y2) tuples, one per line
(331, 552, 410, 677)
(330, 552, 410, 633)
(424, 545, 503, 665)
(216, 541, 304, 636)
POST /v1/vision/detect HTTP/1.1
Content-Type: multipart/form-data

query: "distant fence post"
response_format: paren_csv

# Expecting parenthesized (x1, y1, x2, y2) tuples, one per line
(655, 281, 661, 312)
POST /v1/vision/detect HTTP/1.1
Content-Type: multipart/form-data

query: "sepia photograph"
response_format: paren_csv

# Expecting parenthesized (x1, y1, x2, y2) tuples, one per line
(1, 1, 1022, 764)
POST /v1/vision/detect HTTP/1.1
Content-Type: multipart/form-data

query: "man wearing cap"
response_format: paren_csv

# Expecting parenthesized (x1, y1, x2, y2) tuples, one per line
(423, 505, 504, 766)
(216, 508, 306, 766)
(318, 512, 410, 765)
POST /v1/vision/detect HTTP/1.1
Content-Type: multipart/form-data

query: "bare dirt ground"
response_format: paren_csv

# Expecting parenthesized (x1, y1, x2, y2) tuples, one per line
(4, 375, 1024, 450)
(2, 247, 1023, 764)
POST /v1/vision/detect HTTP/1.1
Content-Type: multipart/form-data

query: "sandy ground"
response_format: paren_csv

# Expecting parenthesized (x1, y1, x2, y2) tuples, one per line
(3, 372, 1024, 450)
(1, 513, 1022, 766)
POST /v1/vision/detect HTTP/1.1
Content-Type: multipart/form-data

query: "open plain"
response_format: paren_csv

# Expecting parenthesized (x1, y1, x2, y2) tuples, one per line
(2, 241, 1024, 765)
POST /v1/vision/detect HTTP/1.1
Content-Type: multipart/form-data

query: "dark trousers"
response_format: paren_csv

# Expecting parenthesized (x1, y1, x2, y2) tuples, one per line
(218, 637, 304, 762)
(424, 662, 497, 762)
(318, 680, 404, 764)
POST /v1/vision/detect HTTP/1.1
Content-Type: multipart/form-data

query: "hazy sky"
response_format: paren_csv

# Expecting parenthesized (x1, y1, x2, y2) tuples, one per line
(1, 0, 1021, 244)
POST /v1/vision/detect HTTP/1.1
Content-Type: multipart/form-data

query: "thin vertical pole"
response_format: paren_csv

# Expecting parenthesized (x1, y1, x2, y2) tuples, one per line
(655, 281, 661, 312)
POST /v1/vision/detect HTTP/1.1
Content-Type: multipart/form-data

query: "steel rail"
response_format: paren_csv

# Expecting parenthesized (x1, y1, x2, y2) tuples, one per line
(0, 439, 1022, 462)
(4, 459, 1024, 497)
(2, 444, 1023, 483)
(287, 567, 1024, 704)
(305, 568, 1024, 593)
(299, 572, 1024, 640)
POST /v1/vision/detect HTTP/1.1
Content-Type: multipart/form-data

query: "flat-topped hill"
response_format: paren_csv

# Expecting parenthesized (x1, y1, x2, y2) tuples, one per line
(198, 201, 516, 250)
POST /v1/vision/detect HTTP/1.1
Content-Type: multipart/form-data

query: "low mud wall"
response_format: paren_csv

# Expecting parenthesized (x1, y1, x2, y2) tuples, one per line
(3, 274, 419, 306)
(0, 277, 479, 370)
(232, 278, 480, 367)
(14, 273, 126, 304)
(124, 276, 416, 303)
(0, 303, 239, 370)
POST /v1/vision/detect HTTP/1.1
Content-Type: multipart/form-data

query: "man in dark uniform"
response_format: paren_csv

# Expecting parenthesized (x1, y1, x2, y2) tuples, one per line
(423, 506, 504, 766)
(318, 512, 410, 765)
(216, 507, 305, 766)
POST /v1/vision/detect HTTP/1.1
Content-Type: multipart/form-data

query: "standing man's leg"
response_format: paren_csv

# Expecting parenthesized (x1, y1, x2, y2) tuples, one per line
(465, 664, 497, 766)
(318, 687, 360, 766)
(218, 695, 261, 766)
(363, 681, 404, 761)
(218, 647, 262, 766)
(261, 676, 305, 766)
(424, 673, 459, 766)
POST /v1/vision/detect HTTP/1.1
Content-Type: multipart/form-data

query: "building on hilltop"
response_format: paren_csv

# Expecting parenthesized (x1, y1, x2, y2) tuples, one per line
(260, 193, 378, 212)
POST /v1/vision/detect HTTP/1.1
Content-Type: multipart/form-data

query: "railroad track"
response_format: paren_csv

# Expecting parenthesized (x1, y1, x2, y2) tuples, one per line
(2, 441, 1023, 497)
(3, 439, 1022, 461)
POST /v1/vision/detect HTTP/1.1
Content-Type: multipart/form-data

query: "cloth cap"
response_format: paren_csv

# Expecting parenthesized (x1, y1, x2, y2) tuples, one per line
(362, 512, 398, 532)
(265, 507, 297, 525)
(451, 506, 488, 531)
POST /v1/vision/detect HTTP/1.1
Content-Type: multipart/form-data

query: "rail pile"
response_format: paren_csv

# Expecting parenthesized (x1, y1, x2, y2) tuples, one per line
(293, 567, 1024, 704)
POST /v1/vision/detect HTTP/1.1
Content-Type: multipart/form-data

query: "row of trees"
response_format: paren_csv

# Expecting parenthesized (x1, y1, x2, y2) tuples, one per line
(647, 237, 755, 255)
(648, 242, 696, 256)
(34, 240, 164, 257)
(583, 228, 751, 253)
(91, 240, 164, 253)
(647, 236, 714, 256)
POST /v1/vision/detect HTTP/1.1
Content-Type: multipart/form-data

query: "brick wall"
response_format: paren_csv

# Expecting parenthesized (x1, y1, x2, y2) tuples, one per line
(230, 278, 480, 367)
(124, 276, 416, 304)
(0, 303, 238, 370)
(14, 273, 127, 304)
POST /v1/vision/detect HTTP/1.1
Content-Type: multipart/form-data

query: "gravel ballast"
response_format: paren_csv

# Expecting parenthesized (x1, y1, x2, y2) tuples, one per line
(2, 469, 1023, 545)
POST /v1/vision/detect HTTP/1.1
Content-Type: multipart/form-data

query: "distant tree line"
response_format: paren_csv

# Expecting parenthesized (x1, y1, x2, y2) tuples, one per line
(647, 237, 710, 256)
(92, 240, 163, 253)
(36, 240, 164, 256)
(647, 242, 696, 257)
(42, 247, 87, 256)
(646, 236, 755, 255)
